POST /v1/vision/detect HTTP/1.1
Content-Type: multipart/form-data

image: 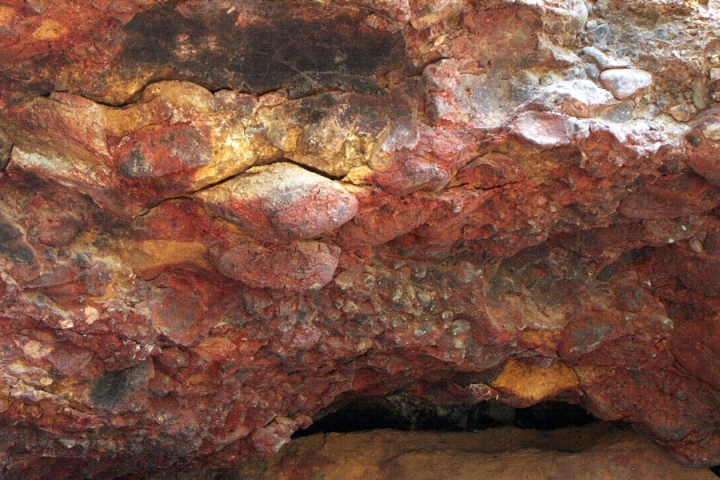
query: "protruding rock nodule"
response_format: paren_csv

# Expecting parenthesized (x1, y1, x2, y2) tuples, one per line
(600, 69, 653, 100)
(216, 240, 341, 291)
(532, 79, 616, 118)
(509, 111, 575, 147)
(198, 162, 358, 243)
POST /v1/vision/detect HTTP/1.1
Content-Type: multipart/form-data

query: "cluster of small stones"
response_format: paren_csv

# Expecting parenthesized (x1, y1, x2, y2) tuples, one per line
(0, 0, 719, 477)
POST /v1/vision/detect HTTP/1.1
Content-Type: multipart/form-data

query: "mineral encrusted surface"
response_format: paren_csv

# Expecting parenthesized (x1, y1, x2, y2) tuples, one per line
(1, 0, 720, 477)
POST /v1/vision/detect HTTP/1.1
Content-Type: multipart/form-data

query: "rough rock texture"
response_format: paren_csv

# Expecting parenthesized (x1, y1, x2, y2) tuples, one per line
(1, 0, 720, 477)
(213, 423, 718, 480)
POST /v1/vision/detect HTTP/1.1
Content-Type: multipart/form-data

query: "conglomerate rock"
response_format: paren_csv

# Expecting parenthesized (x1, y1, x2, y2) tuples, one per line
(0, 0, 720, 477)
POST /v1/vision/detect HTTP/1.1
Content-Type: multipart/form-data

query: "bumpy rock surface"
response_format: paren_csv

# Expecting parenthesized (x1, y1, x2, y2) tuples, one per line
(217, 423, 717, 480)
(1, 0, 720, 477)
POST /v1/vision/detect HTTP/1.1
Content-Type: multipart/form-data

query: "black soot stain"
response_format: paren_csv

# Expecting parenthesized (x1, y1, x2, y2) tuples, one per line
(120, 2, 405, 97)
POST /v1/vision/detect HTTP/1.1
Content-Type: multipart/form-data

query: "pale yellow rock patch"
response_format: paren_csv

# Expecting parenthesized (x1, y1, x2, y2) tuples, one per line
(143, 81, 217, 113)
(22, 340, 53, 360)
(0, 5, 16, 26)
(124, 240, 209, 271)
(32, 19, 68, 40)
(84, 306, 100, 325)
(490, 358, 579, 403)
(193, 124, 259, 187)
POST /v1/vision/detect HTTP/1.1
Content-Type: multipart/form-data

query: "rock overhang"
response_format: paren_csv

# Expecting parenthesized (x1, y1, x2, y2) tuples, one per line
(0, 0, 720, 477)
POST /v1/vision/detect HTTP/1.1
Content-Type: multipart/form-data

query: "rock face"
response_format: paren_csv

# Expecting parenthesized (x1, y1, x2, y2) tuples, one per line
(0, 0, 720, 477)
(224, 423, 718, 480)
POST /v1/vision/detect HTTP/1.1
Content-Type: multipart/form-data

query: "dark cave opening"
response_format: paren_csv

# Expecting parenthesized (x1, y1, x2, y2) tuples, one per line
(294, 394, 720, 477)
(292, 394, 600, 439)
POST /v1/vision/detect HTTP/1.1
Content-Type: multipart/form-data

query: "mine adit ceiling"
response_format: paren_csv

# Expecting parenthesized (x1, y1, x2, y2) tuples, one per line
(0, 0, 720, 477)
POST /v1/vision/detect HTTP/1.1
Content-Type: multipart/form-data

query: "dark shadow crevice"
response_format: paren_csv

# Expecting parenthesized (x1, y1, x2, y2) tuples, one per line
(292, 394, 600, 438)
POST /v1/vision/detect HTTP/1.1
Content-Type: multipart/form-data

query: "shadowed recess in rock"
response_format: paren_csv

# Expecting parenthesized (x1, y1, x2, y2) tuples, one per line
(91, 361, 152, 410)
(293, 395, 599, 438)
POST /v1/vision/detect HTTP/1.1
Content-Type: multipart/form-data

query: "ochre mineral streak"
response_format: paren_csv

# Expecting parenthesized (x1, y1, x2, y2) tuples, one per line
(0, 0, 720, 477)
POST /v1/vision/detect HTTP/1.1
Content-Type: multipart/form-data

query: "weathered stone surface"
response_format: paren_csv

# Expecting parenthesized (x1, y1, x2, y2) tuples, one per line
(618, 173, 720, 219)
(509, 111, 576, 147)
(530, 79, 617, 118)
(115, 124, 212, 179)
(199, 163, 358, 243)
(0, 0, 720, 477)
(207, 424, 717, 480)
(686, 115, 720, 184)
(216, 240, 341, 291)
(600, 69, 653, 100)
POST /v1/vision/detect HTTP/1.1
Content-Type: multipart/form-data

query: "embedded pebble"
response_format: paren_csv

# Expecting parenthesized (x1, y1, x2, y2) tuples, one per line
(509, 111, 574, 147)
(600, 69, 653, 99)
(669, 104, 698, 122)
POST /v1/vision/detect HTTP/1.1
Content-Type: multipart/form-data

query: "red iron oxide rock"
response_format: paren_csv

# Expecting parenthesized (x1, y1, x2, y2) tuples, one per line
(216, 241, 342, 292)
(199, 163, 358, 244)
(0, 0, 719, 478)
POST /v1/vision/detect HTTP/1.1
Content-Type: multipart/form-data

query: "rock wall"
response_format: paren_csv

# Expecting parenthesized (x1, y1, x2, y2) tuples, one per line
(0, 0, 720, 477)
